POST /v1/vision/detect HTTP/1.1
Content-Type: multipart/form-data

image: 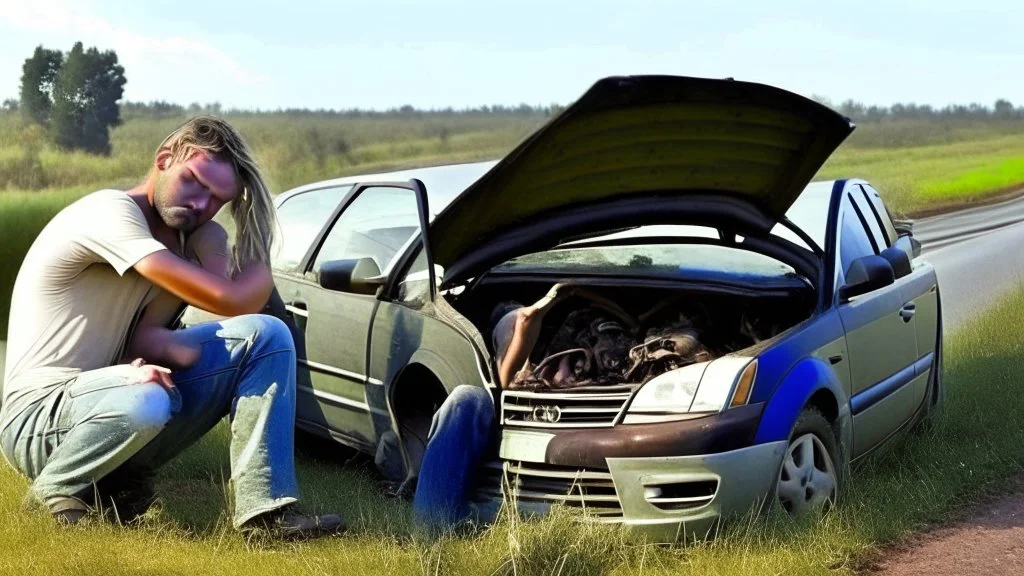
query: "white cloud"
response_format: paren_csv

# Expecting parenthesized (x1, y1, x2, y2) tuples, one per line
(1, 0, 266, 94)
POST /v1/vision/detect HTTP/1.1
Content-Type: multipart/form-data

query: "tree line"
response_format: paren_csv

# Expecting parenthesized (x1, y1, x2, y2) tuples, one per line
(6, 40, 1022, 159)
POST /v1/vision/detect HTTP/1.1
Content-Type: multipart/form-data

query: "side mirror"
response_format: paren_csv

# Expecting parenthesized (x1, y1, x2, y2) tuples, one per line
(893, 234, 921, 259)
(318, 257, 386, 295)
(839, 254, 895, 302)
(878, 245, 912, 278)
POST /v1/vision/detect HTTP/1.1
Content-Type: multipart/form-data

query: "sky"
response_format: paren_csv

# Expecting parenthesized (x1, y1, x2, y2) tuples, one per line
(1, 0, 1022, 112)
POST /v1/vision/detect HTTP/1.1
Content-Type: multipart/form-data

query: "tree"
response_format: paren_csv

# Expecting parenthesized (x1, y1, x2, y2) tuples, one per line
(19, 46, 63, 124)
(48, 42, 126, 154)
(995, 99, 1014, 117)
(1, 99, 18, 112)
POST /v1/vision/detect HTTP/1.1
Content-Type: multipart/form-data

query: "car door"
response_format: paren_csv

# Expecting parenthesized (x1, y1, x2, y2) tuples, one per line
(858, 183, 939, 413)
(267, 185, 351, 441)
(283, 185, 425, 452)
(834, 188, 920, 457)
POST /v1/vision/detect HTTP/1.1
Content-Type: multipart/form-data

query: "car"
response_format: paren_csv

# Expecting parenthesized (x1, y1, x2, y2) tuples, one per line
(182, 75, 942, 542)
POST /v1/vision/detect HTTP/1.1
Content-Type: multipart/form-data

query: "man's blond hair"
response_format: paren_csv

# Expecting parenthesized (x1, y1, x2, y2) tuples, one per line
(155, 115, 276, 274)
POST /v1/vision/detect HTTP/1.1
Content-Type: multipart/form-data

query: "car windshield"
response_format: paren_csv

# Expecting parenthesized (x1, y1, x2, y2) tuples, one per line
(494, 225, 798, 279)
(774, 181, 834, 250)
(492, 181, 837, 280)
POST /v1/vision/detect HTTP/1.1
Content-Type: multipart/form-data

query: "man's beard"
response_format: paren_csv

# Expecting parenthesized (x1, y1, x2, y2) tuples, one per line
(154, 184, 199, 231)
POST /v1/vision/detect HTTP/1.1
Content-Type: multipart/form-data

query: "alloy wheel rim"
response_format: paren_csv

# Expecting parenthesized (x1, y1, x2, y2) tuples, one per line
(776, 433, 837, 515)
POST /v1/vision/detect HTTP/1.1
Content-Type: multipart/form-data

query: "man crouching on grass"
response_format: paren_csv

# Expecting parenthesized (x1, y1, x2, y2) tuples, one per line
(0, 116, 344, 539)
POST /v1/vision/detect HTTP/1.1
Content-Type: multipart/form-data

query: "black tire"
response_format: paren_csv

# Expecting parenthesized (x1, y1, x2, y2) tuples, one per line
(773, 407, 843, 516)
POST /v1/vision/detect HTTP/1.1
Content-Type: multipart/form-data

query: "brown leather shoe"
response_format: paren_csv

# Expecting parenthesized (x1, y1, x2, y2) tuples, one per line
(241, 505, 346, 540)
(49, 497, 90, 525)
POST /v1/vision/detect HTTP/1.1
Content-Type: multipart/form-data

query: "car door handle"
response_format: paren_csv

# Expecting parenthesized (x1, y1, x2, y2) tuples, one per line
(899, 302, 916, 322)
(285, 300, 308, 318)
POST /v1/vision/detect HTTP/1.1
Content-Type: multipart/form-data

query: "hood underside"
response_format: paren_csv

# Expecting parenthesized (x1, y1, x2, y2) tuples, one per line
(429, 75, 854, 273)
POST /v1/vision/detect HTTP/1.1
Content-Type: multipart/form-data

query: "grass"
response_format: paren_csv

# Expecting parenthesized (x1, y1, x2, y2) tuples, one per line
(3, 113, 1024, 345)
(0, 186, 109, 337)
(0, 112, 548, 194)
(818, 133, 1024, 216)
(3, 285, 1024, 575)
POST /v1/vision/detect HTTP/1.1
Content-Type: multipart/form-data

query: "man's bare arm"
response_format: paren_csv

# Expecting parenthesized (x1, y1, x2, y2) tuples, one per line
(126, 289, 200, 370)
(133, 250, 273, 317)
(496, 282, 577, 387)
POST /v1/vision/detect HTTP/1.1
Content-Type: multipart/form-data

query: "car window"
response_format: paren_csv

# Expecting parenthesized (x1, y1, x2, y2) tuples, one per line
(850, 189, 888, 250)
(838, 203, 877, 279)
(396, 246, 445, 308)
(859, 184, 898, 245)
(311, 186, 420, 275)
(271, 186, 348, 273)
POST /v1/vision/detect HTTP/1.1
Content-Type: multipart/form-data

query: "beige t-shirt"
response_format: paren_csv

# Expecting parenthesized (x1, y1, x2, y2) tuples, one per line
(1, 189, 227, 415)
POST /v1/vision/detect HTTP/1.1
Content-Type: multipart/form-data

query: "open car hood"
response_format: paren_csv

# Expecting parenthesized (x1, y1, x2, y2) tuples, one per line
(429, 75, 854, 278)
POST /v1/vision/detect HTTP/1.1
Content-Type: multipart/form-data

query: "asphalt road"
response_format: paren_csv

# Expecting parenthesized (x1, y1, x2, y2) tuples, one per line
(915, 196, 1024, 331)
(1, 197, 1023, 382)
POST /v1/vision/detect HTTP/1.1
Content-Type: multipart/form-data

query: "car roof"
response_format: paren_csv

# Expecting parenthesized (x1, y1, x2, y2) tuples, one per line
(274, 160, 498, 217)
(277, 162, 840, 252)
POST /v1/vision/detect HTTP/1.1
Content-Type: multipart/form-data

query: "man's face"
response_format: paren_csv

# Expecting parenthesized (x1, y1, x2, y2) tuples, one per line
(153, 151, 239, 232)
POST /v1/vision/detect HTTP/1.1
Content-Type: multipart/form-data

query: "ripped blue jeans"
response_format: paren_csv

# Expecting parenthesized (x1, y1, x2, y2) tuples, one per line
(0, 314, 299, 528)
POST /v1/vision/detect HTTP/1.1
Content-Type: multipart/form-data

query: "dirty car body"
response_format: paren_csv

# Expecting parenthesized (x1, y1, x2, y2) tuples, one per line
(237, 76, 942, 542)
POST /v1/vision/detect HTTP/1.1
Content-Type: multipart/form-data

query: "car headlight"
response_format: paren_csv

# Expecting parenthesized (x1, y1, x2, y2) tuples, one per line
(624, 357, 757, 424)
(626, 362, 707, 414)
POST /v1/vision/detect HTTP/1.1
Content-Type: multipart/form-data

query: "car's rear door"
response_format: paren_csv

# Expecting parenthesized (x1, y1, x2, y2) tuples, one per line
(834, 186, 920, 457)
(268, 185, 355, 443)
(284, 185, 425, 452)
(857, 183, 939, 413)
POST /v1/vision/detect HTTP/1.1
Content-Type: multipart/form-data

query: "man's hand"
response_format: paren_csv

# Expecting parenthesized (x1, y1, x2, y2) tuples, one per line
(130, 357, 176, 393)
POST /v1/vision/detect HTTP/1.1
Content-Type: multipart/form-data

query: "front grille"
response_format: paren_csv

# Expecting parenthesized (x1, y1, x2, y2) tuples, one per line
(474, 460, 622, 518)
(501, 389, 632, 428)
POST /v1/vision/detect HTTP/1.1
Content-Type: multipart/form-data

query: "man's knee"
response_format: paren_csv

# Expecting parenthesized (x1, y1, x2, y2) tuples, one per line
(439, 386, 493, 432)
(117, 383, 174, 432)
(232, 314, 295, 355)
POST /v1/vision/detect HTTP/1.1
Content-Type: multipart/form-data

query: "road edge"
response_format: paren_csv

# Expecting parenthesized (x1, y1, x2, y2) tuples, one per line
(903, 184, 1024, 220)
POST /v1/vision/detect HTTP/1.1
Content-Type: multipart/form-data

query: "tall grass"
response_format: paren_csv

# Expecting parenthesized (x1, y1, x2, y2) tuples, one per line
(0, 111, 549, 194)
(2, 285, 1024, 575)
(3, 111, 1024, 332)
(0, 187, 100, 337)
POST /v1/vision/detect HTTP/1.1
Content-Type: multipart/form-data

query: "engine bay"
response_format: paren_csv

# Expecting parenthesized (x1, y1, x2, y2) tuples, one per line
(454, 278, 815, 391)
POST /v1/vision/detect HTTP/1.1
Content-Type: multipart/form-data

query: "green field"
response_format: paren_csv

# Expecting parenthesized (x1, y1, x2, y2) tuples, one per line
(3, 111, 1024, 337)
(3, 284, 1024, 575)
(818, 132, 1024, 216)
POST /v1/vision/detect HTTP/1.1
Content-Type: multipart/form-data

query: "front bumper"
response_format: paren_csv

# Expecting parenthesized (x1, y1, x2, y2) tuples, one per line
(475, 439, 788, 543)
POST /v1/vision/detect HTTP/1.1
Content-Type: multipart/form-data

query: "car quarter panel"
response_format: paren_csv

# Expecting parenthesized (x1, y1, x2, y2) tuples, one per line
(904, 265, 939, 409)
(752, 354, 851, 448)
(748, 311, 846, 405)
(368, 301, 490, 408)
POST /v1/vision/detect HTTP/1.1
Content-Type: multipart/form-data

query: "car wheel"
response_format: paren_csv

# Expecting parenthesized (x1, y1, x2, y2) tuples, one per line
(775, 407, 841, 516)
